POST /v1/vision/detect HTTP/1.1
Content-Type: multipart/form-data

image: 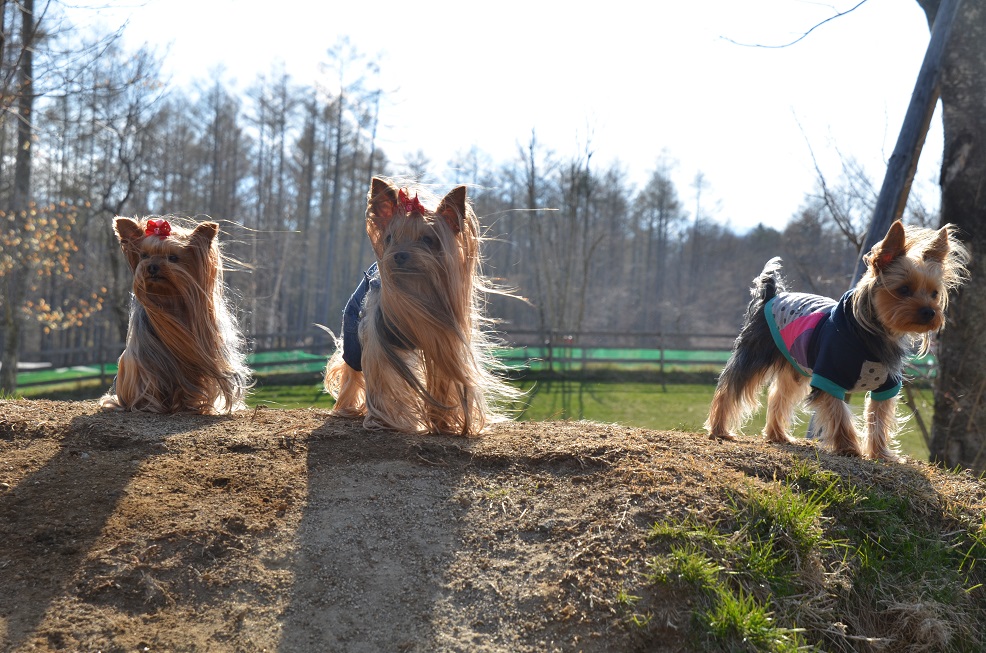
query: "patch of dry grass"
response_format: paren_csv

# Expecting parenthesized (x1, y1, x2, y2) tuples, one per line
(633, 454, 986, 652)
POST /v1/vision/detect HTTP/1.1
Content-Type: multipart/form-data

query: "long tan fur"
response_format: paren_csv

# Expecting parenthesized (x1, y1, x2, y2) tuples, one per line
(100, 217, 251, 414)
(324, 177, 518, 435)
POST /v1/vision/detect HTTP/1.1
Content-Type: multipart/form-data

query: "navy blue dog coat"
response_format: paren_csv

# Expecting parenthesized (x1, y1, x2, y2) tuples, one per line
(765, 289, 902, 401)
(340, 263, 380, 372)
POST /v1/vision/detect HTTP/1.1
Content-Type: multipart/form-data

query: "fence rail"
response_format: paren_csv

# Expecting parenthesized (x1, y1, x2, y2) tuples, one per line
(9, 329, 936, 391)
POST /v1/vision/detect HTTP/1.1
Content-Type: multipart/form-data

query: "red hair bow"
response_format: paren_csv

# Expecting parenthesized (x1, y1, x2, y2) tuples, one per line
(145, 219, 171, 238)
(398, 188, 427, 216)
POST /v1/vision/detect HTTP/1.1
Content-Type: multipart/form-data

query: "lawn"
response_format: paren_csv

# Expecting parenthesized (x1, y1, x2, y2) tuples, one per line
(248, 380, 934, 461)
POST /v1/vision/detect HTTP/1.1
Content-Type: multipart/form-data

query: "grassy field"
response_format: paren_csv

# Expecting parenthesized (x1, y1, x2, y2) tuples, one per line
(12, 368, 933, 461)
(247, 379, 934, 461)
(14, 348, 936, 462)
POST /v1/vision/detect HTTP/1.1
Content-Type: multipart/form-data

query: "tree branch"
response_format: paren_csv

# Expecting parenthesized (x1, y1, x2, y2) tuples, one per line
(721, 0, 870, 49)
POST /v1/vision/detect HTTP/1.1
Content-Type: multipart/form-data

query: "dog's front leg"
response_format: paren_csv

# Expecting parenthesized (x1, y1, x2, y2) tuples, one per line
(328, 361, 367, 418)
(864, 394, 901, 461)
(361, 349, 427, 433)
(810, 391, 863, 457)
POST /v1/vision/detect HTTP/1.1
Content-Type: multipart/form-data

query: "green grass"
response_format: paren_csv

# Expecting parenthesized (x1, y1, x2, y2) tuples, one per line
(513, 380, 715, 430)
(731, 479, 829, 558)
(645, 543, 802, 652)
(633, 461, 986, 652)
(248, 382, 335, 410)
(648, 543, 723, 591)
(13, 372, 934, 461)
(701, 588, 799, 653)
(243, 379, 933, 461)
(512, 379, 932, 460)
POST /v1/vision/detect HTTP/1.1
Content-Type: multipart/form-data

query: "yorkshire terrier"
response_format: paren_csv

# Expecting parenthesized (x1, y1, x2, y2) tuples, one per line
(323, 177, 517, 435)
(100, 217, 251, 414)
(706, 220, 968, 460)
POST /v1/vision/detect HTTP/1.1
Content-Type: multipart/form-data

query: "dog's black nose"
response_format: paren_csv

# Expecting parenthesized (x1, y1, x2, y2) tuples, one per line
(147, 263, 160, 275)
(393, 251, 409, 266)
(918, 307, 936, 323)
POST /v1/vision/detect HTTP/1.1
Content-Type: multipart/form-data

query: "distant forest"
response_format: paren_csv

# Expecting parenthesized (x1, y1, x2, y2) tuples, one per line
(0, 4, 939, 376)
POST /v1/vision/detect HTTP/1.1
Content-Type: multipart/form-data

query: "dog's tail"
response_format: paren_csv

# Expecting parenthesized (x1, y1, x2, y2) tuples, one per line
(752, 256, 784, 303)
(741, 257, 784, 324)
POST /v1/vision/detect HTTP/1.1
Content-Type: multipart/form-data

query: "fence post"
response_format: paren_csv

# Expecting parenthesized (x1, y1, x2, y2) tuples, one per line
(659, 332, 667, 392)
(98, 330, 106, 387)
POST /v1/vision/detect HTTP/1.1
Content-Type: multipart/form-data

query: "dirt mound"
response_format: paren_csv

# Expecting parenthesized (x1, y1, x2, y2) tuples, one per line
(1, 399, 984, 652)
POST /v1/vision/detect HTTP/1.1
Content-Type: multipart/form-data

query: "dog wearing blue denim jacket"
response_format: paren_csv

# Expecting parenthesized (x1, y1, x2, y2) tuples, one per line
(323, 177, 517, 435)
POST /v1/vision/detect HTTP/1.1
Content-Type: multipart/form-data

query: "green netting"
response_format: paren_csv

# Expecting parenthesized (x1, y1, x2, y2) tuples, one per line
(13, 347, 937, 388)
(250, 350, 326, 363)
(16, 365, 116, 385)
(504, 347, 732, 363)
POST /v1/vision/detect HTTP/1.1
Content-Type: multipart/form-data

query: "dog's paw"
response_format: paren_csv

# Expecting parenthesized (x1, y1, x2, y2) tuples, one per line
(708, 431, 737, 442)
(763, 431, 796, 445)
(868, 449, 901, 463)
(330, 406, 365, 419)
(97, 396, 126, 412)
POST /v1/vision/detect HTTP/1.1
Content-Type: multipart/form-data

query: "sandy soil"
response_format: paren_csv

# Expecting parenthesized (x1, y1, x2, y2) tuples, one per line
(0, 399, 982, 652)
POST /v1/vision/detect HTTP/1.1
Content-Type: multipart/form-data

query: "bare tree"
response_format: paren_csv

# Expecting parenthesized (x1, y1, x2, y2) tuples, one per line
(0, 0, 49, 391)
(633, 159, 685, 331)
(1, 202, 103, 391)
(313, 37, 380, 328)
(918, 0, 986, 472)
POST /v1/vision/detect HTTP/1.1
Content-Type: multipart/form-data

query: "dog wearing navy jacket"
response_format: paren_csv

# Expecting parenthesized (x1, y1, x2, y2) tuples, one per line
(706, 221, 967, 460)
(323, 177, 517, 435)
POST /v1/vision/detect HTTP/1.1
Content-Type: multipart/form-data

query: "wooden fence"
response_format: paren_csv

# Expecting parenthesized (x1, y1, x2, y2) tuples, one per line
(11, 328, 936, 390)
(12, 329, 737, 389)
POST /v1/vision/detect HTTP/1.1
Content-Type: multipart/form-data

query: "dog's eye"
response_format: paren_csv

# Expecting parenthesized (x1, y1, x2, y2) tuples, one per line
(421, 235, 436, 248)
(931, 289, 939, 299)
(140, 252, 149, 260)
(898, 285, 912, 297)
(168, 254, 179, 263)
(384, 234, 392, 245)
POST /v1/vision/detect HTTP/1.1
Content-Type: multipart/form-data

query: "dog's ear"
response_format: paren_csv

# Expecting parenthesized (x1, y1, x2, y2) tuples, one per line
(366, 177, 399, 257)
(114, 216, 143, 243)
(868, 220, 907, 271)
(189, 222, 219, 250)
(436, 185, 467, 235)
(923, 225, 950, 263)
(114, 217, 144, 271)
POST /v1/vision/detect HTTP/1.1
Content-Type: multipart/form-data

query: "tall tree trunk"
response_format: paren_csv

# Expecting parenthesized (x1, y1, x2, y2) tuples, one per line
(293, 97, 318, 332)
(921, 0, 986, 472)
(11, 0, 32, 212)
(1, 0, 35, 394)
(320, 91, 345, 326)
(523, 133, 550, 339)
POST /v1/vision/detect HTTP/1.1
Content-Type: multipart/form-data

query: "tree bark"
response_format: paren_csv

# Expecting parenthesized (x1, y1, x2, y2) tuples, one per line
(920, 0, 986, 472)
(0, 0, 35, 394)
(12, 0, 33, 213)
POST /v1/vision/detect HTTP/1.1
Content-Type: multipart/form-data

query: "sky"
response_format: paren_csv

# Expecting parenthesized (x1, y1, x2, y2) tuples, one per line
(90, 0, 939, 233)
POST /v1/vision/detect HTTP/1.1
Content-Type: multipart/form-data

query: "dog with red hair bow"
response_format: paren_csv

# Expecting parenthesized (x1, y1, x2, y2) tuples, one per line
(324, 177, 517, 435)
(100, 217, 251, 414)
